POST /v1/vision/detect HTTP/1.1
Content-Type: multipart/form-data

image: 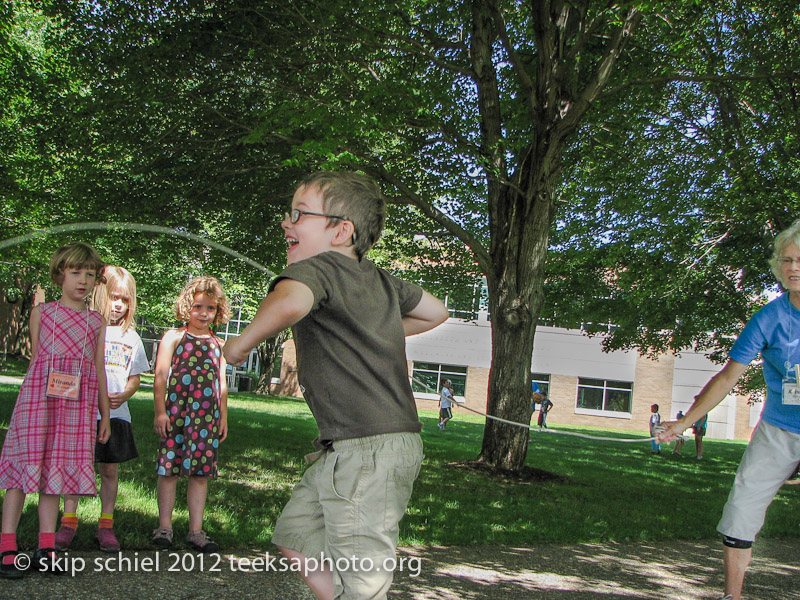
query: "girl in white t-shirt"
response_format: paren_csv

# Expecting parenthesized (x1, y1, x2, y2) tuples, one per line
(438, 379, 454, 430)
(56, 266, 150, 552)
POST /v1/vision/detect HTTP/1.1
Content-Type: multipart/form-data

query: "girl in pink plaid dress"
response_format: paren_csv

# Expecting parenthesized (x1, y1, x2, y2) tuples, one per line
(0, 243, 110, 578)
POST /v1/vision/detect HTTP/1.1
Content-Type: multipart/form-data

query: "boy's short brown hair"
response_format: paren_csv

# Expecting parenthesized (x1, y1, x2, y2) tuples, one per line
(173, 276, 232, 326)
(299, 171, 386, 260)
(49, 242, 105, 286)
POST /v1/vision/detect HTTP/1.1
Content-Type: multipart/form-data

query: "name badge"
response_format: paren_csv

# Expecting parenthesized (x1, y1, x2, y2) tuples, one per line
(47, 372, 80, 400)
(782, 381, 800, 406)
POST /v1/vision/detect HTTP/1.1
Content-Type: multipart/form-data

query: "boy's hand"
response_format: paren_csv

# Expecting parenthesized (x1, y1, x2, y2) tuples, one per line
(108, 391, 128, 410)
(154, 413, 171, 441)
(97, 417, 111, 444)
(223, 337, 248, 366)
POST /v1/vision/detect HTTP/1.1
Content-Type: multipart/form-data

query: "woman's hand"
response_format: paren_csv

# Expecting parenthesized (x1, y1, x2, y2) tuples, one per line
(658, 420, 686, 443)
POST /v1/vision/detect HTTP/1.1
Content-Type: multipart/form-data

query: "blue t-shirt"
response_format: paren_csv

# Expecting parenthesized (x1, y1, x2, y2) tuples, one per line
(728, 294, 800, 434)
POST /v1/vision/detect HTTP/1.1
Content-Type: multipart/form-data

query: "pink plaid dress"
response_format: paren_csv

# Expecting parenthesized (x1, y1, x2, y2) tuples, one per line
(0, 301, 102, 495)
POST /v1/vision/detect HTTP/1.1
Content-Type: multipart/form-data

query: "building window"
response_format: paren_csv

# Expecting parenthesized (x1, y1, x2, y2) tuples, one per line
(217, 305, 250, 340)
(575, 378, 632, 419)
(411, 362, 467, 397)
(531, 373, 551, 397)
(217, 305, 260, 375)
(442, 278, 489, 320)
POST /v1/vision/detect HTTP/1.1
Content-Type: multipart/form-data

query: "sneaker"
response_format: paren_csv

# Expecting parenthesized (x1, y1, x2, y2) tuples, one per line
(151, 527, 173, 548)
(96, 527, 120, 552)
(54, 525, 76, 551)
(0, 550, 24, 580)
(719, 596, 734, 600)
(438, 423, 444, 430)
(186, 530, 219, 553)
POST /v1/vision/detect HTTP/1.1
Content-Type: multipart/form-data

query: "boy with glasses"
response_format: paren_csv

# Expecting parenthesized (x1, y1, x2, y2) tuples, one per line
(224, 171, 448, 600)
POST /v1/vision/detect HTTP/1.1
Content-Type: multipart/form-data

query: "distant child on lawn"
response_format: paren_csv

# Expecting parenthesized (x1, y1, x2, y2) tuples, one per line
(56, 266, 150, 553)
(438, 379, 454, 430)
(0, 242, 110, 578)
(649, 404, 662, 454)
(224, 171, 449, 599)
(152, 276, 230, 552)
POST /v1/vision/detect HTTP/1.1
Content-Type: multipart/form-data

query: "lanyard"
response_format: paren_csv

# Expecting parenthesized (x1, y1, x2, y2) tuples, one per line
(49, 301, 90, 380)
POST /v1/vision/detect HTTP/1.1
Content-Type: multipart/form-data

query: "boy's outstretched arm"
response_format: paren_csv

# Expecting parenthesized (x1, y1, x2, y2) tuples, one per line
(223, 279, 314, 365)
(403, 290, 449, 336)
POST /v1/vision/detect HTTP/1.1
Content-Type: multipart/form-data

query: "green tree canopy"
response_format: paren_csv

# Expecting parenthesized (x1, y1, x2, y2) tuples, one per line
(3, 0, 799, 471)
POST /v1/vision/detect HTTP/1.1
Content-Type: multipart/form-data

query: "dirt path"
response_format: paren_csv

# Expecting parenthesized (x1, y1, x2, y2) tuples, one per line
(2, 538, 796, 599)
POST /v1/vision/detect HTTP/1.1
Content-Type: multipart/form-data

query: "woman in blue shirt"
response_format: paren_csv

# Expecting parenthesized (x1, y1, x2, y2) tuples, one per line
(660, 221, 800, 600)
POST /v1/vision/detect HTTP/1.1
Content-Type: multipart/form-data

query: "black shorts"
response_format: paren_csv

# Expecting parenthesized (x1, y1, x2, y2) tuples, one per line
(439, 407, 452, 420)
(95, 418, 139, 463)
(693, 427, 707, 438)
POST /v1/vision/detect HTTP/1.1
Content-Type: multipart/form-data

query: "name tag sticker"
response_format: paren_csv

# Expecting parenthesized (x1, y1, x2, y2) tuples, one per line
(47, 372, 80, 400)
(782, 381, 800, 406)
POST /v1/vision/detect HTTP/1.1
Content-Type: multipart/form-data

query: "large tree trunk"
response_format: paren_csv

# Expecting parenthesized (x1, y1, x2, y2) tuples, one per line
(471, 0, 640, 472)
(477, 172, 555, 471)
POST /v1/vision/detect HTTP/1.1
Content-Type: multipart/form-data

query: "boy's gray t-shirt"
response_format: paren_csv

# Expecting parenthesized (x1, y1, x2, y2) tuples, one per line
(270, 251, 424, 446)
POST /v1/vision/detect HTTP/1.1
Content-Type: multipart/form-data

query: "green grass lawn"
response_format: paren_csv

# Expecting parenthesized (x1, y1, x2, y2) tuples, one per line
(0, 381, 797, 551)
(0, 356, 30, 378)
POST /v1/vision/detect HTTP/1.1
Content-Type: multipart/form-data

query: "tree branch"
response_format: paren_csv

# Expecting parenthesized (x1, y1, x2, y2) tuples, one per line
(600, 71, 800, 100)
(558, 7, 642, 134)
(359, 163, 492, 274)
(489, 0, 537, 117)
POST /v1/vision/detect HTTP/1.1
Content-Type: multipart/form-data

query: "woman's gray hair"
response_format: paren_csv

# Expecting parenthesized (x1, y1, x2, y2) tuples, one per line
(769, 219, 800, 285)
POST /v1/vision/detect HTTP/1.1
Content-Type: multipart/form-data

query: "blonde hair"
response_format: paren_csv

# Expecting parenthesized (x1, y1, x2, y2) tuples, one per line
(92, 266, 138, 333)
(173, 276, 231, 326)
(769, 219, 800, 286)
(49, 242, 105, 286)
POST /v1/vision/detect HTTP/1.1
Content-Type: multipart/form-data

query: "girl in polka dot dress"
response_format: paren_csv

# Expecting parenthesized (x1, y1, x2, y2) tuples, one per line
(152, 276, 231, 552)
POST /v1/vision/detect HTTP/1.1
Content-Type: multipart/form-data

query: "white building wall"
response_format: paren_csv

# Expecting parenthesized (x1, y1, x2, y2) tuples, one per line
(405, 315, 492, 368)
(671, 350, 744, 440)
(531, 326, 636, 381)
(405, 317, 638, 381)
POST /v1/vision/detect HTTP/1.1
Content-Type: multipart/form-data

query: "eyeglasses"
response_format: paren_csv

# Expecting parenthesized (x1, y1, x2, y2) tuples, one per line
(778, 257, 800, 267)
(284, 209, 346, 224)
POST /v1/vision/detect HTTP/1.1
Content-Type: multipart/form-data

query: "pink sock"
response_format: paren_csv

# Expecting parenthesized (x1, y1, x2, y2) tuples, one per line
(1, 533, 17, 565)
(39, 532, 55, 550)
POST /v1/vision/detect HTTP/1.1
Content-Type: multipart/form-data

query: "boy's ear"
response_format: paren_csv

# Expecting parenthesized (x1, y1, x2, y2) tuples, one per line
(332, 219, 356, 247)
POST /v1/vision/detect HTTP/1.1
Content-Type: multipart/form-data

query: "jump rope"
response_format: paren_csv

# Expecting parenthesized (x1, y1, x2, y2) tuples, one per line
(413, 377, 683, 444)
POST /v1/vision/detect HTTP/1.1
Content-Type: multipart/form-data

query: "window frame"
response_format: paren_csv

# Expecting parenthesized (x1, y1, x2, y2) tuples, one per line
(411, 362, 467, 401)
(531, 372, 551, 398)
(574, 377, 633, 419)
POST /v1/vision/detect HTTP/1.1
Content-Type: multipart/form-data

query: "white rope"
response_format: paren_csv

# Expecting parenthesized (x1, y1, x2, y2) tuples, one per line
(414, 376, 684, 444)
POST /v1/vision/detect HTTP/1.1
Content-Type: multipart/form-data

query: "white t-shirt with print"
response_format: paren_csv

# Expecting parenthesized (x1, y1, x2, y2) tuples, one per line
(97, 326, 150, 422)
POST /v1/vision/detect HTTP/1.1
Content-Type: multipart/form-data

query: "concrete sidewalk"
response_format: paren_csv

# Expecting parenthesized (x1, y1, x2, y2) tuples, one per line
(1, 538, 796, 599)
